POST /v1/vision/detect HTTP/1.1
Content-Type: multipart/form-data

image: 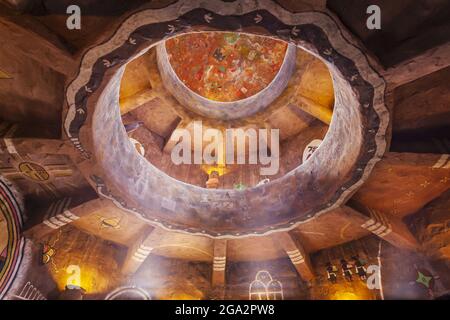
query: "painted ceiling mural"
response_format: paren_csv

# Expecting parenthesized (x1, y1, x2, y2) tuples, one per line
(165, 32, 288, 102)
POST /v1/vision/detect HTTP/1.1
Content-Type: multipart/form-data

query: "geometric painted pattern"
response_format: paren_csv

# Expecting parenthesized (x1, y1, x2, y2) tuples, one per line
(0, 176, 25, 299)
(131, 244, 153, 263)
(212, 256, 226, 272)
(361, 209, 392, 237)
(286, 249, 305, 265)
(42, 197, 79, 230)
(9, 281, 46, 300)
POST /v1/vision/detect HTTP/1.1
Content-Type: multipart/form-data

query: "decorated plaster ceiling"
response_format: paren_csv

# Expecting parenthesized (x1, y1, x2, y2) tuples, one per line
(165, 32, 288, 102)
(157, 35, 297, 120)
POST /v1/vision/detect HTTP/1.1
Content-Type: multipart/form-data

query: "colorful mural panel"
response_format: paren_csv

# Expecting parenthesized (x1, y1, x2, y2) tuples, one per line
(166, 32, 288, 102)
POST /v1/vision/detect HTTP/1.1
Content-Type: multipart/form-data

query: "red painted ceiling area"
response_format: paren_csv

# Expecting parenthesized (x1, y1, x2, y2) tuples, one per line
(166, 32, 288, 102)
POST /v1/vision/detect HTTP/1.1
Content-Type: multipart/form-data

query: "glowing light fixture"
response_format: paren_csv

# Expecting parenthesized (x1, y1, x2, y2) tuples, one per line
(332, 291, 359, 300)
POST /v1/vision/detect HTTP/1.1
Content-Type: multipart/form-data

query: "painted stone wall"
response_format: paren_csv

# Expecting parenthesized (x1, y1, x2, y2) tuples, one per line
(225, 259, 310, 300)
(310, 235, 450, 300)
(131, 255, 211, 300)
(4, 239, 56, 300)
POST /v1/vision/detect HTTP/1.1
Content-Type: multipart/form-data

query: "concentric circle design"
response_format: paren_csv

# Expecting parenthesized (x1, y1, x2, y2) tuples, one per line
(0, 177, 25, 299)
(64, 1, 388, 238)
(105, 286, 151, 300)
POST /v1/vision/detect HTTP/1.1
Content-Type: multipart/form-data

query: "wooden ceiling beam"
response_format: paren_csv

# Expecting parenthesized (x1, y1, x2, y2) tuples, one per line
(0, 0, 26, 9)
(210, 239, 228, 299)
(0, 120, 58, 138)
(382, 42, 450, 90)
(275, 0, 327, 11)
(162, 119, 191, 154)
(0, 121, 73, 154)
(411, 190, 450, 261)
(289, 95, 332, 125)
(271, 232, 314, 282)
(211, 239, 228, 287)
(0, 137, 71, 155)
(141, 48, 193, 120)
(342, 206, 419, 251)
(23, 197, 106, 240)
(119, 89, 158, 115)
(353, 152, 450, 218)
(0, 5, 76, 76)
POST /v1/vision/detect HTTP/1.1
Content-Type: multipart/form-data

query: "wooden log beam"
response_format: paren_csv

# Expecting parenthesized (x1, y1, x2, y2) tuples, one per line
(382, 42, 450, 90)
(212, 239, 227, 287)
(162, 120, 191, 154)
(412, 190, 450, 260)
(275, 0, 327, 11)
(121, 228, 155, 275)
(119, 89, 158, 115)
(343, 206, 419, 251)
(0, 121, 71, 154)
(271, 232, 314, 282)
(0, 4, 76, 76)
(23, 197, 105, 240)
(1, 0, 34, 11)
(143, 48, 193, 120)
(118, 49, 160, 115)
(0, 121, 57, 138)
(390, 66, 450, 134)
(290, 95, 332, 125)
(353, 152, 450, 218)
(0, 138, 71, 155)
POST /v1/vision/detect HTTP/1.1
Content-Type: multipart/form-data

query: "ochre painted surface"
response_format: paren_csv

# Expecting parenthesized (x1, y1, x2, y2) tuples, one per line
(45, 226, 124, 295)
(166, 33, 287, 102)
(353, 152, 450, 218)
(0, 212, 8, 263)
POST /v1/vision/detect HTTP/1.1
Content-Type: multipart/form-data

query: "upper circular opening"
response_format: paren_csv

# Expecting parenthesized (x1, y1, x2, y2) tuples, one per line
(119, 32, 335, 190)
(165, 32, 288, 102)
(156, 32, 297, 120)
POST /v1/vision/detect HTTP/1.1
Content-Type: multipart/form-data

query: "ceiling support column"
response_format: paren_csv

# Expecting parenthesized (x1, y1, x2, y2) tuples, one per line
(0, 6, 76, 76)
(343, 206, 420, 251)
(211, 239, 227, 299)
(272, 232, 314, 282)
